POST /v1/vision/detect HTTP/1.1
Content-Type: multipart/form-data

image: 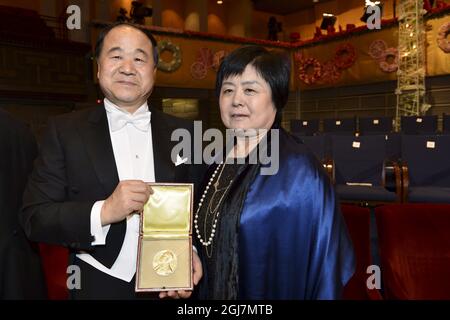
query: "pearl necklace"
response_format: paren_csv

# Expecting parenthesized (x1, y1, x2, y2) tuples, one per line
(194, 161, 233, 247)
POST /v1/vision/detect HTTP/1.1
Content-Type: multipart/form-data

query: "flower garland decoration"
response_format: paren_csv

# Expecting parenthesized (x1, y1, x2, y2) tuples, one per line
(190, 62, 208, 80)
(368, 39, 388, 60)
(157, 39, 182, 72)
(321, 59, 342, 84)
(334, 42, 357, 69)
(299, 58, 323, 85)
(197, 47, 214, 68)
(293, 51, 304, 72)
(368, 40, 399, 73)
(190, 47, 213, 80)
(212, 50, 228, 71)
(293, 51, 303, 63)
(378, 47, 399, 73)
(190, 48, 228, 80)
(437, 21, 450, 53)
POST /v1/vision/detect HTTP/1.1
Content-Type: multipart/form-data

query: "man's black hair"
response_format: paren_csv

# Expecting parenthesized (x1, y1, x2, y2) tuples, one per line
(94, 22, 159, 66)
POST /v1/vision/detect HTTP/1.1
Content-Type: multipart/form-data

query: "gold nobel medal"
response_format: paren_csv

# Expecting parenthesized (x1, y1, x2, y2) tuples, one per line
(136, 183, 193, 291)
(152, 250, 177, 276)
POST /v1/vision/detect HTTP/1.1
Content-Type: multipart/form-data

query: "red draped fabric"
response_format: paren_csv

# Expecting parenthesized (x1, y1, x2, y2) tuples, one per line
(341, 204, 382, 300)
(38, 243, 69, 300)
(375, 204, 450, 299)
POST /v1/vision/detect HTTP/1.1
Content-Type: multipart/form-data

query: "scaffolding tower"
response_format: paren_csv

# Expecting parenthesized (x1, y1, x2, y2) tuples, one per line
(395, 0, 429, 128)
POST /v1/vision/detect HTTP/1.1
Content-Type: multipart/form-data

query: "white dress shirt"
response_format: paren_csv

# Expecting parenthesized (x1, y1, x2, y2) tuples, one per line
(76, 98, 155, 282)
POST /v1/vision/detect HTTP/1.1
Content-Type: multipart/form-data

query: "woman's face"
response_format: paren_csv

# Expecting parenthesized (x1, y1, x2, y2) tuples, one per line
(219, 64, 276, 131)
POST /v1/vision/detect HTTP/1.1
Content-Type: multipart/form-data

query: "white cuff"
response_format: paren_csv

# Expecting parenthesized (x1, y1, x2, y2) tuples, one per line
(90, 200, 111, 245)
(193, 245, 198, 254)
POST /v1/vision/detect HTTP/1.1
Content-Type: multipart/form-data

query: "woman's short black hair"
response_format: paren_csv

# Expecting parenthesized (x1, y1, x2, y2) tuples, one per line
(215, 45, 291, 125)
(94, 22, 159, 67)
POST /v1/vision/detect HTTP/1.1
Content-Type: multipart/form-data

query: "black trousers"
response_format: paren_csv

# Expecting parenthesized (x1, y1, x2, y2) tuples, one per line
(70, 258, 158, 300)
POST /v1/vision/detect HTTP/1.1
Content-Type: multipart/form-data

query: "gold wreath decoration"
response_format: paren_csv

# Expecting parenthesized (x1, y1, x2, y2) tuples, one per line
(157, 39, 182, 72)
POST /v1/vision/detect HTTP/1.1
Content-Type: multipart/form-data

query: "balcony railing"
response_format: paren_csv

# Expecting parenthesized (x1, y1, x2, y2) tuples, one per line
(40, 14, 68, 40)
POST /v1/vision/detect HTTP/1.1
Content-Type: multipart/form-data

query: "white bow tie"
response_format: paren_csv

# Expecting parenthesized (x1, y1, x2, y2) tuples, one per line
(109, 111, 151, 132)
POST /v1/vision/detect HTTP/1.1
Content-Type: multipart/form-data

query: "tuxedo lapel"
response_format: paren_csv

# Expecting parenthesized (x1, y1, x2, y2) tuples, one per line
(77, 106, 125, 269)
(78, 106, 119, 195)
(150, 109, 176, 182)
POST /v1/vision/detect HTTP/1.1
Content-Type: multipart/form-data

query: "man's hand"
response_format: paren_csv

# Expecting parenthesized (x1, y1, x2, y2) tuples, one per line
(159, 249, 203, 299)
(101, 180, 152, 226)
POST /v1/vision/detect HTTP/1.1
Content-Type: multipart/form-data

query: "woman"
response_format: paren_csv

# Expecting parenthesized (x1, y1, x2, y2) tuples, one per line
(194, 45, 355, 299)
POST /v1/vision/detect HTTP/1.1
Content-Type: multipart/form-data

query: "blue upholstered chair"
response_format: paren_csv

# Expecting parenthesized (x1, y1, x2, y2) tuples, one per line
(443, 114, 450, 134)
(290, 119, 320, 136)
(300, 135, 328, 162)
(323, 117, 356, 135)
(358, 116, 393, 135)
(401, 115, 438, 135)
(386, 132, 402, 162)
(330, 135, 401, 204)
(400, 134, 450, 203)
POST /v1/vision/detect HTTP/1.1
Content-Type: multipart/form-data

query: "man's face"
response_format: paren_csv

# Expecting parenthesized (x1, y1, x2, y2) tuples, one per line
(97, 25, 156, 111)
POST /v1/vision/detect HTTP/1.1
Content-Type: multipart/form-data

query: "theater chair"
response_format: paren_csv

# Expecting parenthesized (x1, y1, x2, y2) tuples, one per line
(358, 116, 393, 135)
(300, 135, 329, 163)
(323, 117, 356, 135)
(443, 114, 450, 134)
(375, 204, 450, 299)
(400, 115, 438, 135)
(341, 205, 382, 300)
(38, 243, 69, 300)
(358, 116, 400, 161)
(400, 135, 450, 203)
(385, 132, 402, 162)
(329, 135, 402, 205)
(290, 119, 320, 136)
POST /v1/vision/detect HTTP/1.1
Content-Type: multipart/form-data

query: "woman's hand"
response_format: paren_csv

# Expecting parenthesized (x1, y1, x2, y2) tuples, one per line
(158, 249, 203, 299)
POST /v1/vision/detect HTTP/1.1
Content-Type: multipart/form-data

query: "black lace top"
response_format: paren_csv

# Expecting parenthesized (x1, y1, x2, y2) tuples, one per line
(195, 160, 246, 297)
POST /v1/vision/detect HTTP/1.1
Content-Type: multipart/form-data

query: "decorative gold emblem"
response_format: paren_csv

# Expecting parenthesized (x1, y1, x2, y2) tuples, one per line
(152, 250, 177, 276)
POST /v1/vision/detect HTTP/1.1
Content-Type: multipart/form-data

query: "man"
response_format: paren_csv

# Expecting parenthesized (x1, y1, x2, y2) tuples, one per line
(0, 109, 46, 299)
(21, 22, 203, 299)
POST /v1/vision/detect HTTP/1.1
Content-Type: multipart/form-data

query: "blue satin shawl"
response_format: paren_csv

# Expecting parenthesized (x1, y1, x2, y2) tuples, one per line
(238, 131, 355, 299)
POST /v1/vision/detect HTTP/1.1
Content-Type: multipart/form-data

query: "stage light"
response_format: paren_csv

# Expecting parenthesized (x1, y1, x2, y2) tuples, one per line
(320, 13, 336, 30)
(130, 1, 152, 25)
(361, 1, 383, 23)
